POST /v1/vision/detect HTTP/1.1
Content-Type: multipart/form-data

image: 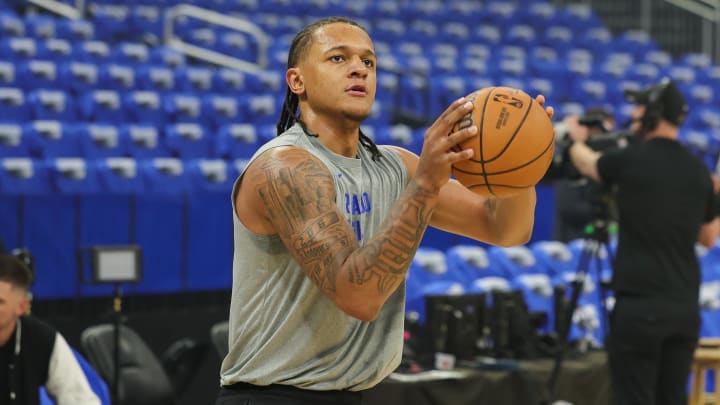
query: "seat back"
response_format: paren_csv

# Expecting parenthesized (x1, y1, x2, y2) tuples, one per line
(80, 324, 175, 405)
(210, 321, 229, 359)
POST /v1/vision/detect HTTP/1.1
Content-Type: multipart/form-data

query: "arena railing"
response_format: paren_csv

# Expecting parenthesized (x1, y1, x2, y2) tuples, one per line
(163, 4, 270, 74)
(663, 0, 720, 62)
(27, 0, 85, 19)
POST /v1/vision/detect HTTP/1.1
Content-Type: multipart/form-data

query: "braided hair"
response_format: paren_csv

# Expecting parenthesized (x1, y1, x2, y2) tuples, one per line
(276, 16, 383, 161)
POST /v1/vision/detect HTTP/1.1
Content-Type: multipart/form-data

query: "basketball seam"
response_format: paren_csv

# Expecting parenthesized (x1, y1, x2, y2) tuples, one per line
(470, 97, 534, 164)
(452, 133, 554, 177)
(478, 87, 496, 196)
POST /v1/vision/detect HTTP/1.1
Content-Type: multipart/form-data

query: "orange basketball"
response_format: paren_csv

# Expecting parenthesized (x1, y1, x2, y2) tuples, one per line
(451, 87, 555, 198)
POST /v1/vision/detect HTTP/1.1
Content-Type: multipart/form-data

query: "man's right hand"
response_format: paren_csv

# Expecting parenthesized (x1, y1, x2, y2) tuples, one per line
(414, 98, 477, 193)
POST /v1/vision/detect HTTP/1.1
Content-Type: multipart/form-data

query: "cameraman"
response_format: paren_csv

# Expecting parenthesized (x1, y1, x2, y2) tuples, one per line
(551, 108, 619, 242)
(569, 78, 720, 405)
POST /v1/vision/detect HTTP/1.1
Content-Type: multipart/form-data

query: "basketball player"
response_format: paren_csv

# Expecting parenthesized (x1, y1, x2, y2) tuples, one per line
(216, 17, 553, 405)
(0, 254, 100, 405)
(570, 78, 720, 405)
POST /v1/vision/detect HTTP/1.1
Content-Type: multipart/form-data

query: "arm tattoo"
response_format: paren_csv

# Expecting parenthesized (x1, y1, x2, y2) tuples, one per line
(256, 150, 355, 295)
(347, 181, 436, 295)
(254, 148, 437, 303)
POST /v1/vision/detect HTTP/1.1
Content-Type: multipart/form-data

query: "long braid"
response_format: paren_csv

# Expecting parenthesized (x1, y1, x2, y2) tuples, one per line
(276, 16, 383, 160)
(359, 131, 382, 161)
(276, 87, 299, 136)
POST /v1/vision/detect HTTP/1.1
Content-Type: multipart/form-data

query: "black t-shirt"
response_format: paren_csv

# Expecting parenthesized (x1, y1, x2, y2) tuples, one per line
(597, 137, 715, 304)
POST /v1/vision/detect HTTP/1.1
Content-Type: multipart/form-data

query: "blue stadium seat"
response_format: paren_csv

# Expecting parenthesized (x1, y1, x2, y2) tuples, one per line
(148, 46, 186, 68)
(185, 159, 234, 291)
(135, 65, 175, 92)
(245, 70, 283, 94)
(55, 19, 94, 42)
(0, 87, 29, 122)
(374, 124, 423, 155)
(679, 52, 713, 70)
(428, 75, 467, 119)
(111, 42, 149, 65)
(17, 60, 58, 90)
(90, 5, 131, 41)
(0, 123, 29, 157)
(165, 123, 212, 159)
(95, 157, 145, 194)
(201, 94, 241, 130)
(163, 93, 202, 124)
(176, 66, 214, 93)
(58, 62, 99, 93)
(642, 50, 673, 68)
(664, 64, 697, 86)
(0, 61, 16, 87)
(0, 157, 50, 194)
(37, 39, 72, 61)
(131, 5, 163, 41)
(614, 30, 658, 60)
(27, 89, 77, 121)
(49, 157, 100, 194)
(0, 37, 37, 60)
(0, 12, 24, 37)
(76, 123, 126, 158)
(80, 90, 126, 123)
(408, 247, 453, 286)
(530, 241, 574, 278)
(625, 63, 661, 85)
(572, 78, 609, 107)
(685, 84, 716, 107)
(504, 24, 538, 49)
(25, 14, 56, 40)
(123, 91, 165, 126)
(213, 68, 246, 94)
(98, 63, 135, 91)
(73, 41, 111, 64)
(245, 94, 278, 125)
(26, 120, 81, 158)
(122, 124, 168, 158)
(444, 245, 499, 288)
(487, 245, 543, 279)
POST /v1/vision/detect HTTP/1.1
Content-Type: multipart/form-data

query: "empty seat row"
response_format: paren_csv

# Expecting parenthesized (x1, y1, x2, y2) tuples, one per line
(0, 87, 281, 126)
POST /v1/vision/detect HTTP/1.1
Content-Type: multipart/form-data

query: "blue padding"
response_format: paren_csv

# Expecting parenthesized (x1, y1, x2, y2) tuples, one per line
(78, 194, 133, 296)
(24, 195, 77, 299)
(73, 348, 112, 405)
(131, 193, 184, 294)
(185, 160, 234, 290)
(0, 194, 18, 251)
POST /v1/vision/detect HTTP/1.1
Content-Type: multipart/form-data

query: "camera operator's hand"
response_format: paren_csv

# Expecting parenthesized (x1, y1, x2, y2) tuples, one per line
(564, 115, 589, 143)
(712, 173, 720, 194)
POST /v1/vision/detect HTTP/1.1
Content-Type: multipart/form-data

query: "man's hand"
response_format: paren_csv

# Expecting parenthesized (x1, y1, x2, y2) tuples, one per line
(414, 98, 477, 193)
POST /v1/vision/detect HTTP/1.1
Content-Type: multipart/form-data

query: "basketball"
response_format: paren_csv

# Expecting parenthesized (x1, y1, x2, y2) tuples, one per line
(451, 87, 555, 198)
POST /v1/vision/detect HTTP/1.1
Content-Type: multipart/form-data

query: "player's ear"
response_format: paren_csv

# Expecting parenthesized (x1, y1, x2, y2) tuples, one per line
(287, 67, 304, 95)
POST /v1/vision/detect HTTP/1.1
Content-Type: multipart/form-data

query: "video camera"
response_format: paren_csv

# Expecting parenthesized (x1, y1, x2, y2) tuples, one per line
(548, 109, 628, 183)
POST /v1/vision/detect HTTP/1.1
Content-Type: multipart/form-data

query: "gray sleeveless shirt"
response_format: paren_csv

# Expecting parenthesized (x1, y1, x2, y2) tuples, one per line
(220, 123, 409, 391)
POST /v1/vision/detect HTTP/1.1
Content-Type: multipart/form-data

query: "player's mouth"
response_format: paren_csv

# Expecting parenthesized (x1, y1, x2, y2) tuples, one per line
(346, 84, 367, 96)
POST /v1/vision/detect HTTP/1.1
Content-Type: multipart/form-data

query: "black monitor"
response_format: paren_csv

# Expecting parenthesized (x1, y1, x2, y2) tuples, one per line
(424, 293, 488, 362)
(78, 245, 143, 284)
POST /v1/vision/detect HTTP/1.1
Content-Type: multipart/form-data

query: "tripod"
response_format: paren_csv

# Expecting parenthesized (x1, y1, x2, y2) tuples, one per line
(544, 217, 615, 404)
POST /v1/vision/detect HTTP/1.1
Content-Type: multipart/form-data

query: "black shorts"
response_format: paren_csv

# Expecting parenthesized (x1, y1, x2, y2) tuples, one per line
(216, 382, 363, 405)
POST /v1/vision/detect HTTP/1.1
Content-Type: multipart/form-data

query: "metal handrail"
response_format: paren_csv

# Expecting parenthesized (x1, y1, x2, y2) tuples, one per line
(163, 4, 269, 73)
(28, 0, 85, 19)
(664, 0, 719, 19)
(664, 0, 720, 61)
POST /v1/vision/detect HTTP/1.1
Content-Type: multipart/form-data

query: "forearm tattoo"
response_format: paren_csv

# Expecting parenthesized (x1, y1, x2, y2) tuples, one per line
(256, 149, 435, 298)
(347, 181, 436, 294)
